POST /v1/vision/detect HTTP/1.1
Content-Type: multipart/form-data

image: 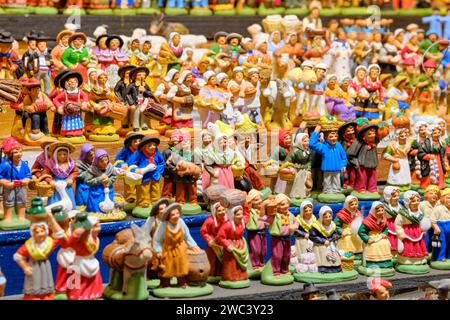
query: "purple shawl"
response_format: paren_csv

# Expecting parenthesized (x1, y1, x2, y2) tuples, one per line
(35, 152, 47, 167)
(79, 143, 95, 162)
(110, 48, 129, 62)
(46, 158, 76, 178)
(92, 47, 113, 63)
(92, 148, 108, 167)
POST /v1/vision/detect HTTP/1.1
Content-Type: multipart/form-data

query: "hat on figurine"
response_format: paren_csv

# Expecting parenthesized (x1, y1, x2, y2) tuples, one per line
(72, 212, 98, 230)
(59, 71, 83, 89)
(326, 74, 337, 82)
(338, 121, 357, 139)
(164, 68, 179, 82)
(357, 124, 378, 141)
(68, 32, 87, 44)
(52, 206, 68, 222)
(178, 70, 192, 84)
(247, 68, 259, 77)
(214, 31, 228, 42)
(301, 60, 314, 69)
(23, 77, 42, 88)
(339, 75, 351, 84)
(302, 283, 320, 297)
(35, 31, 51, 42)
(53, 70, 72, 87)
(326, 289, 341, 300)
(150, 198, 170, 217)
(423, 59, 437, 69)
(1, 137, 21, 154)
(308, 0, 322, 10)
(417, 29, 425, 34)
(48, 141, 75, 155)
(0, 32, 14, 44)
(124, 131, 144, 147)
(226, 33, 242, 44)
(440, 188, 450, 197)
(406, 23, 419, 32)
(25, 30, 38, 41)
(56, 29, 74, 43)
(105, 35, 124, 48)
(232, 66, 244, 74)
(138, 136, 160, 150)
(118, 65, 136, 79)
(203, 70, 216, 82)
(161, 202, 182, 221)
(95, 34, 109, 47)
(402, 58, 415, 66)
(379, 73, 392, 84)
(314, 63, 328, 71)
(394, 28, 405, 38)
(129, 66, 150, 80)
(216, 72, 229, 84)
(391, 75, 409, 88)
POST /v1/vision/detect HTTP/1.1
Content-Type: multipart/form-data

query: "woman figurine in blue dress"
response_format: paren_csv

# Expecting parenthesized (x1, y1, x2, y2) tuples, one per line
(75, 143, 95, 208)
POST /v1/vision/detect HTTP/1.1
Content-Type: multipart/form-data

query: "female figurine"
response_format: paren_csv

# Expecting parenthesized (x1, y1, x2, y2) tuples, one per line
(13, 209, 64, 300)
(92, 34, 111, 71)
(160, 32, 183, 71)
(61, 32, 91, 84)
(357, 64, 383, 120)
(41, 142, 78, 210)
(166, 70, 195, 129)
(66, 213, 103, 300)
(245, 190, 267, 274)
(335, 195, 363, 261)
(227, 67, 246, 112)
(409, 121, 428, 188)
(326, 29, 352, 80)
(378, 33, 401, 75)
(384, 76, 410, 119)
(269, 129, 292, 195)
(383, 128, 412, 192)
(395, 190, 431, 274)
(303, 35, 331, 66)
(51, 30, 73, 77)
(349, 65, 368, 118)
(382, 186, 405, 255)
(294, 200, 316, 256)
(85, 149, 117, 214)
(153, 203, 204, 292)
(400, 33, 422, 67)
(200, 202, 228, 283)
(267, 31, 284, 55)
(324, 74, 355, 121)
(105, 35, 129, 87)
(216, 205, 251, 289)
(420, 185, 440, 219)
(417, 124, 446, 190)
(357, 201, 395, 277)
(30, 141, 54, 180)
(414, 59, 439, 115)
(75, 143, 95, 208)
(277, 33, 303, 67)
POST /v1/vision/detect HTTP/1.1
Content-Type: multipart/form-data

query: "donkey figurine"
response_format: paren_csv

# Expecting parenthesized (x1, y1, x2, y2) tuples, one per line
(103, 220, 153, 300)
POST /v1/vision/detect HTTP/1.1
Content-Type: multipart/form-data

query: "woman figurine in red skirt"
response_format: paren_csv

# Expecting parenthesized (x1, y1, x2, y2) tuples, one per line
(382, 186, 406, 255)
(66, 212, 103, 300)
(216, 205, 251, 289)
(394, 190, 431, 274)
(200, 202, 228, 283)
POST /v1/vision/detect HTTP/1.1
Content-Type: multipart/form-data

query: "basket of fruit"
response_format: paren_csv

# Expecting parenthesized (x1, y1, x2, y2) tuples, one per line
(261, 159, 279, 178)
(279, 162, 296, 182)
(231, 158, 246, 178)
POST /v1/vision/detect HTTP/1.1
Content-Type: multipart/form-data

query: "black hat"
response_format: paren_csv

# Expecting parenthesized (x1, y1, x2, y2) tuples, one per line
(0, 32, 14, 44)
(53, 70, 71, 87)
(129, 66, 150, 80)
(357, 124, 378, 141)
(124, 132, 144, 147)
(326, 289, 341, 300)
(95, 34, 109, 47)
(35, 31, 51, 42)
(338, 121, 357, 140)
(226, 33, 242, 44)
(301, 283, 320, 297)
(25, 30, 38, 41)
(150, 198, 170, 217)
(59, 71, 83, 88)
(106, 35, 124, 48)
(138, 136, 160, 150)
(118, 65, 136, 79)
(214, 31, 228, 42)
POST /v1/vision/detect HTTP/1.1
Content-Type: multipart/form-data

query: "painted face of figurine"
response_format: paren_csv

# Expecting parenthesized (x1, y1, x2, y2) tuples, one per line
(215, 204, 226, 220)
(375, 286, 390, 300)
(327, 79, 336, 89)
(326, 131, 338, 145)
(315, 68, 326, 80)
(32, 225, 47, 244)
(35, 41, 47, 53)
(230, 38, 239, 46)
(217, 36, 226, 46)
(234, 207, 244, 221)
(425, 67, 435, 77)
(57, 149, 68, 164)
(136, 71, 147, 82)
(168, 208, 181, 225)
(234, 71, 244, 83)
(184, 74, 193, 86)
(390, 190, 400, 206)
(322, 211, 332, 226)
(72, 38, 84, 49)
(305, 293, 320, 300)
(283, 134, 292, 148)
(29, 86, 41, 97)
(369, 68, 379, 80)
(10, 147, 23, 164)
(356, 69, 366, 81)
(409, 35, 418, 45)
(172, 34, 180, 47)
(130, 138, 141, 150)
(398, 130, 408, 142)
(374, 205, 384, 219)
(365, 128, 376, 143)
(301, 135, 309, 149)
(443, 194, 450, 208)
(348, 199, 358, 213)
(249, 73, 259, 85)
(344, 126, 355, 139)
(28, 39, 37, 50)
(99, 37, 107, 50)
(432, 128, 441, 142)
(272, 32, 280, 43)
(310, 8, 320, 18)
(142, 42, 151, 54)
(252, 195, 263, 210)
(143, 142, 157, 155)
(98, 73, 108, 85)
(373, 32, 382, 42)
(109, 39, 121, 50)
(428, 34, 438, 42)
(131, 40, 140, 51)
(418, 125, 427, 138)
(278, 199, 290, 214)
(438, 121, 446, 135)
(89, 71, 97, 84)
(157, 203, 167, 219)
(202, 134, 212, 147)
(207, 76, 217, 86)
(258, 42, 268, 54)
(86, 149, 95, 164)
(61, 35, 70, 47)
(199, 61, 209, 73)
(66, 77, 79, 91)
(289, 35, 297, 46)
(303, 205, 313, 220)
(98, 155, 109, 171)
(340, 80, 349, 91)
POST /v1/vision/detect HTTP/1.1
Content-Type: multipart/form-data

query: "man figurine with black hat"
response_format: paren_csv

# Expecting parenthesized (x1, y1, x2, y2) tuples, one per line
(114, 65, 135, 135)
(22, 30, 38, 78)
(29, 32, 53, 94)
(128, 136, 165, 218)
(301, 283, 321, 300)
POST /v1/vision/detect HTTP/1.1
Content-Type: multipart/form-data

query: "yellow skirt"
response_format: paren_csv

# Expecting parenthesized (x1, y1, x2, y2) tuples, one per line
(338, 225, 363, 254)
(364, 231, 392, 262)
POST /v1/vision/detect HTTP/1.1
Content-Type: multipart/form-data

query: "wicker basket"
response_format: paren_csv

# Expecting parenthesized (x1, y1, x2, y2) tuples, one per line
(261, 15, 283, 34)
(341, 256, 355, 271)
(279, 162, 296, 182)
(35, 174, 54, 198)
(281, 15, 302, 37)
(113, 160, 126, 179)
(231, 159, 245, 178)
(261, 160, 279, 178)
(124, 165, 143, 186)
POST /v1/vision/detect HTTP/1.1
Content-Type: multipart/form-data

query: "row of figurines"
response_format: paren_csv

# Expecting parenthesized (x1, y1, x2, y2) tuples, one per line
(10, 182, 450, 300)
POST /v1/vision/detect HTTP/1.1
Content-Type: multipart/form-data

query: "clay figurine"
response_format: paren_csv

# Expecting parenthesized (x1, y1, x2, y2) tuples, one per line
(429, 188, 450, 270)
(75, 143, 95, 208)
(383, 128, 412, 192)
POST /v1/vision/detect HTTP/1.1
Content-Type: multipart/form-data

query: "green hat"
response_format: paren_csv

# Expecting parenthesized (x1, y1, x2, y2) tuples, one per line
(72, 212, 98, 230)
(51, 205, 68, 222)
(26, 197, 47, 215)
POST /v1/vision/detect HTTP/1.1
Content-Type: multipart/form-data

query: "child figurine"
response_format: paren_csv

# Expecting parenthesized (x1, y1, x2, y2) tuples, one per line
(114, 132, 143, 211)
(335, 195, 363, 263)
(294, 200, 316, 257)
(85, 149, 119, 218)
(338, 121, 357, 191)
(0, 137, 31, 230)
(161, 130, 182, 201)
(13, 206, 64, 300)
(128, 136, 165, 218)
(200, 202, 228, 284)
(418, 124, 446, 191)
(75, 143, 95, 208)
(383, 128, 412, 192)
(430, 188, 450, 269)
(309, 124, 347, 203)
(153, 203, 212, 298)
(245, 190, 267, 274)
(395, 190, 431, 274)
(41, 142, 78, 211)
(357, 201, 395, 277)
(66, 212, 103, 300)
(347, 124, 381, 200)
(285, 131, 312, 205)
(382, 186, 405, 256)
(262, 193, 297, 286)
(216, 205, 251, 289)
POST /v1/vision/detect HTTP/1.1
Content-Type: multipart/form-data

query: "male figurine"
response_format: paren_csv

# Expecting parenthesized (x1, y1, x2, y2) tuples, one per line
(422, 7, 443, 39)
(51, 30, 73, 76)
(22, 31, 38, 78)
(223, 33, 244, 70)
(210, 32, 228, 58)
(0, 32, 22, 79)
(430, 188, 450, 268)
(29, 32, 53, 94)
(114, 65, 135, 134)
(306, 63, 328, 119)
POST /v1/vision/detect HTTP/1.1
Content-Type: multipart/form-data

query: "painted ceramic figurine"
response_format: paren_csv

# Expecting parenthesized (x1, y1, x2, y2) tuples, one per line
(0, 32, 22, 79)
(429, 188, 450, 270)
(161, 130, 181, 200)
(128, 136, 165, 218)
(0, 137, 31, 230)
(166, 70, 195, 129)
(75, 143, 95, 208)
(269, 129, 292, 195)
(357, 201, 395, 277)
(394, 190, 431, 274)
(309, 124, 347, 203)
(409, 121, 428, 188)
(61, 32, 91, 84)
(29, 32, 53, 95)
(200, 201, 227, 284)
(420, 185, 441, 220)
(51, 30, 73, 77)
(114, 65, 136, 134)
(382, 186, 405, 257)
(383, 128, 412, 192)
(294, 200, 316, 257)
(338, 121, 357, 191)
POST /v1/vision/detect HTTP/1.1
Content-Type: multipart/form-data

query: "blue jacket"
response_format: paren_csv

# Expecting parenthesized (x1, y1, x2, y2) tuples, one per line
(114, 146, 135, 167)
(128, 149, 165, 183)
(0, 159, 32, 181)
(309, 132, 347, 172)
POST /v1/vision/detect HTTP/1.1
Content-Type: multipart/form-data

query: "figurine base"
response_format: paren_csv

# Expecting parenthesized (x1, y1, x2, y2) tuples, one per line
(33, 6, 58, 14)
(181, 203, 202, 216)
(410, 184, 419, 191)
(152, 284, 213, 298)
(89, 210, 127, 222)
(218, 279, 250, 289)
(131, 206, 152, 219)
(430, 260, 450, 270)
(417, 188, 425, 196)
(136, 8, 161, 15)
(86, 8, 114, 15)
(116, 127, 133, 138)
(164, 7, 189, 16)
(293, 269, 358, 283)
(164, 127, 199, 138)
(0, 218, 30, 231)
(123, 202, 137, 212)
(258, 5, 285, 16)
(395, 264, 430, 275)
(317, 193, 346, 204)
(104, 273, 149, 300)
(357, 266, 396, 277)
(62, 8, 86, 15)
(247, 260, 261, 279)
(310, 191, 320, 200)
(290, 197, 314, 207)
(54, 292, 68, 300)
(351, 191, 381, 201)
(113, 8, 137, 15)
(342, 187, 353, 195)
(88, 134, 120, 142)
(260, 187, 272, 200)
(260, 261, 294, 286)
(236, 7, 256, 15)
(147, 277, 177, 289)
(285, 8, 308, 15)
(206, 276, 220, 284)
(58, 135, 86, 144)
(189, 7, 213, 16)
(213, 9, 237, 16)
(4, 7, 34, 14)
